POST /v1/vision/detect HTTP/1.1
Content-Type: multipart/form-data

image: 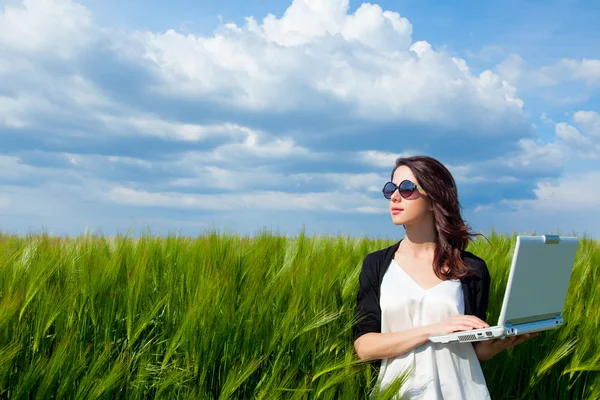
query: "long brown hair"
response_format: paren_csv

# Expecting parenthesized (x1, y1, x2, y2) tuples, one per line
(392, 155, 481, 280)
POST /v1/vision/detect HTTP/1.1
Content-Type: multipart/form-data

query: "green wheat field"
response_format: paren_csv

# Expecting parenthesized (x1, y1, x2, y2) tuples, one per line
(0, 229, 598, 399)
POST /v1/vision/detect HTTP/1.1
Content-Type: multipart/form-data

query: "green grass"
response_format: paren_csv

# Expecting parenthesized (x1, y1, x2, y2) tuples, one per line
(0, 229, 598, 399)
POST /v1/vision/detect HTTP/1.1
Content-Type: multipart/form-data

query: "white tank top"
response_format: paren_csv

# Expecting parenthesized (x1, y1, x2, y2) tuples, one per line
(374, 259, 491, 399)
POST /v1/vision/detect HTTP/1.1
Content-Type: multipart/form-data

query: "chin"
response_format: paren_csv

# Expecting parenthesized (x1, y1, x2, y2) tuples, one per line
(390, 215, 410, 225)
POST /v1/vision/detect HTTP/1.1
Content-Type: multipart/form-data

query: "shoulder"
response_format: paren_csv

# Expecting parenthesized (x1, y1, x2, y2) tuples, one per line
(359, 241, 399, 278)
(461, 250, 491, 282)
(362, 241, 399, 268)
(363, 245, 392, 263)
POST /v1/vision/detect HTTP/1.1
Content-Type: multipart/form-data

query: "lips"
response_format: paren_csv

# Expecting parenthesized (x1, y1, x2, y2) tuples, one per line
(391, 207, 403, 214)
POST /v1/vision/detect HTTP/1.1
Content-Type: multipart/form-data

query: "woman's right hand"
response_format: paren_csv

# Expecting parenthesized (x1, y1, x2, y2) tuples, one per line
(428, 315, 490, 336)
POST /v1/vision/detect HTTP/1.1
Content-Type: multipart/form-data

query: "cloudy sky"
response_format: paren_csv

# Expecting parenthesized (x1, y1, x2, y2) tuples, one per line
(1, 0, 599, 239)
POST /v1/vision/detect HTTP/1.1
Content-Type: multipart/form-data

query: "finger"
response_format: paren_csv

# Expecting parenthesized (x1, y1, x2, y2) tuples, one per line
(450, 324, 478, 332)
(491, 339, 509, 349)
(507, 340, 525, 349)
(515, 334, 534, 345)
(467, 316, 490, 328)
(492, 337, 516, 349)
(449, 324, 486, 333)
(507, 337, 524, 346)
(505, 336, 529, 348)
(470, 318, 490, 328)
(455, 315, 489, 326)
(480, 339, 499, 348)
(452, 316, 489, 329)
(513, 333, 535, 343)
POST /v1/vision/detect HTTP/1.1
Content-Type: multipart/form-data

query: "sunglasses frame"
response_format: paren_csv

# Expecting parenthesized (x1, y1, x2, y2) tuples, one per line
(382, 180, 425, 199)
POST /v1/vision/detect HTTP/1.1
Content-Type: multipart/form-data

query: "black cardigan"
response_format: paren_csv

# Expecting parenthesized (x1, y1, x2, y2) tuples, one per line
(352, 239, 491, 344)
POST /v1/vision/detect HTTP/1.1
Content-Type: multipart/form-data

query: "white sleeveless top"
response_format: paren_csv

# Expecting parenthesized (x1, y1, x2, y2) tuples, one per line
(374, 259, 491, 399)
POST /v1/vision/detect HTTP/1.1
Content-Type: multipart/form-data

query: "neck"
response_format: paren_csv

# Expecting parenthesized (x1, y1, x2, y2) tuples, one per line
(399, 221, 437, 256)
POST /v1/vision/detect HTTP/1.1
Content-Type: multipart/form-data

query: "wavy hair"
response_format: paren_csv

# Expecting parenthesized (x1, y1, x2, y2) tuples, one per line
(392, 155, 482, 280)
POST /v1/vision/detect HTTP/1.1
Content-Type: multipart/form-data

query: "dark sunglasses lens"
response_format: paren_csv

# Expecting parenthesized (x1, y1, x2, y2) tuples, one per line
(383, 182, 396, 198)
(399, 181, 415, 198)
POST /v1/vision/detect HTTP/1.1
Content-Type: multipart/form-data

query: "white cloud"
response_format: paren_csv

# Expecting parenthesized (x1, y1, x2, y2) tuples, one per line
(0, 0, 94, 58)
(438, 138, 567, 187)
(358, 150, 418, 169)
(466, 112, 599, 218)
(562, 59, 600, 86)
(259, 0, 413, 51)
(443, 164, 488, 184)
(0, 95, 38, 128)
(131, 0, 526, 130)
(555, 122, 593, 149)
(502, 138, 566, 171)
(104, 155, 153, 168)
(210, 130, 313, 160)
(41, 148, 383, 194)
(106, 186, 386, 213)
(573, 111, 600, 138)
(538, 112, 600, 159)
(496, 54, 555, 87)
(0, 63, 115, 130)
(490, 170, 600, 213)
(533, 172, 600, 209)
(465, 45, 505, 62)
(165, 132, 315, 173)
(0, 155, 52, 179)
(497, 54, 600, 88)
(95, 113, 258, 142)
(1, 0, 530, 143)
(292, 172, 386, 192)
(62, 153, 154, 169)
(357, 153, 510, 185)
(168, 163, 386, 193)
(168, 166, 287, 190)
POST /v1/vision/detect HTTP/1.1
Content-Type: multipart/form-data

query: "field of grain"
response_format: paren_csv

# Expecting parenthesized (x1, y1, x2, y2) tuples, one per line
(0, 230, 598, 399)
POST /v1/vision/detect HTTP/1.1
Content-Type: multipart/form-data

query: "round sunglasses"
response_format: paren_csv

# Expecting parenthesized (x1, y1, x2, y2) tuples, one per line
(382, 180, 424, 199)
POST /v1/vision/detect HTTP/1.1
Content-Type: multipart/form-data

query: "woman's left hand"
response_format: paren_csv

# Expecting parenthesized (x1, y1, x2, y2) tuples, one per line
(474, 332, 539, 361)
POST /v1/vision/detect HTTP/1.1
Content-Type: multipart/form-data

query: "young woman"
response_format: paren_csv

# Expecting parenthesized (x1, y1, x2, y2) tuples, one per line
(353, 155, 536, 399)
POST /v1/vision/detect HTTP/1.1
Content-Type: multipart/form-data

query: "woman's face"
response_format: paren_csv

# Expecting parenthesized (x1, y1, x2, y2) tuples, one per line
(388, 165, 432, 227)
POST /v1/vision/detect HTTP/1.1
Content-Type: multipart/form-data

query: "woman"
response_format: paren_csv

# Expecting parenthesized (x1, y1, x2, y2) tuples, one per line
(353, 155, 536, 399)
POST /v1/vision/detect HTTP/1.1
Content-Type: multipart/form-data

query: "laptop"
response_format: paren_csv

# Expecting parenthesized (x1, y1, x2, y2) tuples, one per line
(429, 234, 579, 344)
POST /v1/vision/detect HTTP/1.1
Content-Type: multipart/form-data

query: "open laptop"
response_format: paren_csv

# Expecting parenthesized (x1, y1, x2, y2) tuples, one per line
(429, 234, 579, 344)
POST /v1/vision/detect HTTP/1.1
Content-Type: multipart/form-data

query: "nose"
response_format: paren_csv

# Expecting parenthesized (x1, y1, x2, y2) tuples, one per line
(390, 188, 402, 201)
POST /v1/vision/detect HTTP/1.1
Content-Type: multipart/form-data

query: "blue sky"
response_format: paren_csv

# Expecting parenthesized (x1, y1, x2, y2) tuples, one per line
(1, 0, 599, 239)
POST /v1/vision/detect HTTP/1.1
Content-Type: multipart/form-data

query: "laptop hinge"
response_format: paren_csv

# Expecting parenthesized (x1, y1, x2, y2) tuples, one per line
(506, 313, 562, 327)
(543, 234, 560, 244)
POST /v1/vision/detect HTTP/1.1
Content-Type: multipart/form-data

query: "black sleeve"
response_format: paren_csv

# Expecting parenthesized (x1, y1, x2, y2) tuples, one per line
(476, 259, 491, 322)
(353, 254, 381, 342)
